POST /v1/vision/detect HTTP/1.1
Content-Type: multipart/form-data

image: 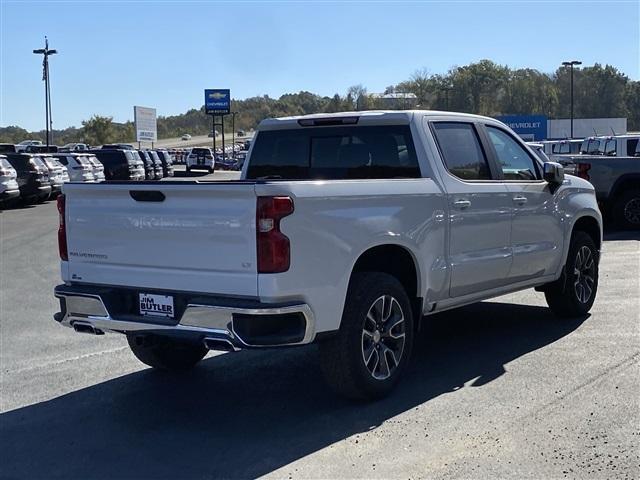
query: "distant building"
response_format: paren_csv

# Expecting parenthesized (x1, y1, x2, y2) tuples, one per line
(495, 114, 627, 140)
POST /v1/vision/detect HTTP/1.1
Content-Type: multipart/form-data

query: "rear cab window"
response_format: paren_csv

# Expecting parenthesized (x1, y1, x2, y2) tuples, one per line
(246, 125, 420, 180)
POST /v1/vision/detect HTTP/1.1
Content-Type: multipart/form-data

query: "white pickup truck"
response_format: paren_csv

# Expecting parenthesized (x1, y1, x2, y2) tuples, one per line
(54, 111, 602, 399)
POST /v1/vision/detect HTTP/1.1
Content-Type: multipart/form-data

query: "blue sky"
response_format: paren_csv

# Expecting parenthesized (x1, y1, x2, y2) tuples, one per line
(2, 1, 638, 131)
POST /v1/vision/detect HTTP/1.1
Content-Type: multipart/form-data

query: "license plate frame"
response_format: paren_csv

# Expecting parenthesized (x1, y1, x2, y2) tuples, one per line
(139, 293, 175, 318)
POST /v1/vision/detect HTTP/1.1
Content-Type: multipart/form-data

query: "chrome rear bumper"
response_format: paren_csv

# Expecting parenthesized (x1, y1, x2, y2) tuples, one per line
(54, 285, 315, 349)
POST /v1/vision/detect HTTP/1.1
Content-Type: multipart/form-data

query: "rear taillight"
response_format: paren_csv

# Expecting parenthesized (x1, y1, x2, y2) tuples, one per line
(57, 194, 68, 261)
(256, 196, 294, 273)
(576, 163, 591, 181)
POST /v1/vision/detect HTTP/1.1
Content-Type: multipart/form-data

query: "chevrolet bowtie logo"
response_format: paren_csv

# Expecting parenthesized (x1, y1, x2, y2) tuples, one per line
(209, 92, 227, 99)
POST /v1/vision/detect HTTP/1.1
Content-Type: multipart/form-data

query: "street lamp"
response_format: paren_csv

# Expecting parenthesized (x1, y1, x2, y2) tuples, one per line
(562, 60, 582, 138)
(33, 37, 57, 148)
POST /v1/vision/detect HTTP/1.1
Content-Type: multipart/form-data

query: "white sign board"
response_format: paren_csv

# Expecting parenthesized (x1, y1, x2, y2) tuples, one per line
(134, 106, 157, 142)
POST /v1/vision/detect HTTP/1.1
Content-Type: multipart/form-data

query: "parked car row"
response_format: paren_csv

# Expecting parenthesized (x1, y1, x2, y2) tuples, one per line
(1, 146, 175, 209)
(1, 153, 57, 206)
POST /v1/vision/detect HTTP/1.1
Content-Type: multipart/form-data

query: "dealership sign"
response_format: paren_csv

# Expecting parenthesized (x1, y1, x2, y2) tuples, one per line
(134, 106, 157, 142)
(205, 89, 230, 115)
(495, 114, 548, 141)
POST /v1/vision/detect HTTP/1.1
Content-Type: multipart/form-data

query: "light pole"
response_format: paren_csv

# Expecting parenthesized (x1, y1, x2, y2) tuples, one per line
(33, 37, 58, 148)
(231, 111, 237, 161)
(562, 60, 582, 138)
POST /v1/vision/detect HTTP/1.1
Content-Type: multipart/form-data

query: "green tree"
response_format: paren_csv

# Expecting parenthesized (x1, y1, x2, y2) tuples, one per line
(81, 115, 118, 145)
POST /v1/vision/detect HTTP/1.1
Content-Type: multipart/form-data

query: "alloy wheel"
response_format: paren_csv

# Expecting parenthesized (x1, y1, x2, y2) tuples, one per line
(623, 197, 640, 225)
(361, 295, 406, 380)
(574, 245, 595, 304)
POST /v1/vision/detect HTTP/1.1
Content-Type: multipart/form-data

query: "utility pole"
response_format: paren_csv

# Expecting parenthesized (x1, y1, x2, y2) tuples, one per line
(33, 37, 58, 148)
(231, 111, 237, 161)
(562, 60, 582, 138)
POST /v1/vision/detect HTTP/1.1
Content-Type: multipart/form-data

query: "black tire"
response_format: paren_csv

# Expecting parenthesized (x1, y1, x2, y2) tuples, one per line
(612, 189, 640, 230)
(319, 272, 414, 400)
(544, 231, 598, 318)
(127, 334, 208, 371)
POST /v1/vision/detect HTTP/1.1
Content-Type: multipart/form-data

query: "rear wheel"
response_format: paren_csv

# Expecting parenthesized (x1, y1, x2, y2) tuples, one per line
(319, 272, 414, 400)
(613, 189, 640, 230)
(544, 231, 598, 318)
(127, 334, 208, 371)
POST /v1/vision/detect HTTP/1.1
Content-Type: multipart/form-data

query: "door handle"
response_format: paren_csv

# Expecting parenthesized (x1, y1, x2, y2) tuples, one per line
(512, 196, 528, 204)
(453, 199, 471, 209)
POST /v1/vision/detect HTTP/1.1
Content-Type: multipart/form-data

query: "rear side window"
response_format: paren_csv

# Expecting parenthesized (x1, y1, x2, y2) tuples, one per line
(246, 125, 420, 180)
(552, 143, 570, 154)
(431, 122, 491, 180)
(604, 139, 617, 156)
(93, 152, 120, 166)
(486, 127, 539, 181)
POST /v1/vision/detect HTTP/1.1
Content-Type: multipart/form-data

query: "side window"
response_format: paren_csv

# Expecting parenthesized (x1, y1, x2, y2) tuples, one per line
(431, 122, 491, 180)
(486, 127, 539, 181)
(604, 139, 617, 156)
(626, 139, 638, 156)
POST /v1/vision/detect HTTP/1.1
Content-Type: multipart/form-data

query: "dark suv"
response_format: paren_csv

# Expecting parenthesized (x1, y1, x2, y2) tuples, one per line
(150, 150, 174, 177)
(6, 153, 52, 203)
(88, 149, 145, 181)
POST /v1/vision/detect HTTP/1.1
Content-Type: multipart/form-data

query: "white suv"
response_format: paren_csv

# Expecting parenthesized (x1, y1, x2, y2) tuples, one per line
(186, 147, 215, 173)
(84, 154, 106, 182)
(0, 156, 20, 206)
(54, 153, 95, 182)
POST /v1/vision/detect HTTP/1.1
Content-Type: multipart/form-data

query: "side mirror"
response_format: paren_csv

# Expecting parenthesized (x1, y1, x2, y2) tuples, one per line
(544, 161, 565, 185)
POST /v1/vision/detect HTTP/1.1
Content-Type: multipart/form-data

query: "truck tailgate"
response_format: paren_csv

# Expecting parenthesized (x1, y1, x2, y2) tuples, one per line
(64, 182, 258, 296)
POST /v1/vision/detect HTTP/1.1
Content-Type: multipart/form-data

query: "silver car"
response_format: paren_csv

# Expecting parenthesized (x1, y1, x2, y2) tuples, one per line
(84, 154, 106, 182)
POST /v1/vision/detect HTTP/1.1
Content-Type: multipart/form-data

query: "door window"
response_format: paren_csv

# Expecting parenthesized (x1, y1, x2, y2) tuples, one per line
(431, 122, 491, 180)
(486, 127, 539, 181)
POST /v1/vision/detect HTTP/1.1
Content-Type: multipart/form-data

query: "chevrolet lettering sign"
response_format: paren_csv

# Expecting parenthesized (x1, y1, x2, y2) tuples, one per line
(205, 89, 231, 115)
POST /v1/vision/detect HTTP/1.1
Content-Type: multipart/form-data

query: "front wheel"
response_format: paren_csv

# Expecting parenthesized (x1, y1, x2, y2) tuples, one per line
(319, 272, 414, 400)
(544, 231, 598, 318)
(127, 334, 208, 371)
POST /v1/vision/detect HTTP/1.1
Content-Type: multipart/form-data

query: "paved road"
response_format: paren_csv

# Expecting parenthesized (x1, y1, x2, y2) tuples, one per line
(0, 186, 638, 479)
(145, 132, 254, 149)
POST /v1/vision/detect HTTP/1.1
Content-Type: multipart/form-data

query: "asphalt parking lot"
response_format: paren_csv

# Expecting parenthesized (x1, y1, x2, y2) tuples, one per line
(0, 175, 638, 479)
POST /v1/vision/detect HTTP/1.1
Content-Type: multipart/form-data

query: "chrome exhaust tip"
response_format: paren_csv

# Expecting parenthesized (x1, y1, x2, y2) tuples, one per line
(203, 337, 238, 352)
(72, 321, 104, 335)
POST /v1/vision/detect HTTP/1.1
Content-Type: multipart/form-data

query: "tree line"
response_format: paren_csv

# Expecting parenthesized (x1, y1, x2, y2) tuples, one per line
(2, 59, 638, 145)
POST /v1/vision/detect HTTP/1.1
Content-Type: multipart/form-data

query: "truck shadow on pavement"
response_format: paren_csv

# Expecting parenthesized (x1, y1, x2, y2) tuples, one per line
(0, 301, 586, 479)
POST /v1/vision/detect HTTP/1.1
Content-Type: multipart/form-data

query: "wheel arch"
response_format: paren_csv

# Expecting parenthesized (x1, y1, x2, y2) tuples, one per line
(609, 173, 640, 200)
(571, 214, 602, 252)
(349, 243, 423, 323)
